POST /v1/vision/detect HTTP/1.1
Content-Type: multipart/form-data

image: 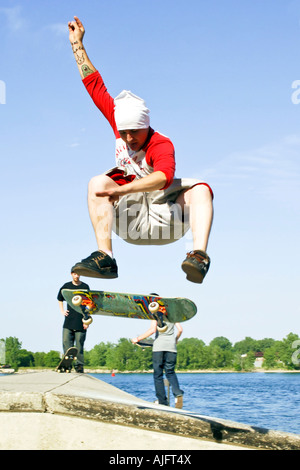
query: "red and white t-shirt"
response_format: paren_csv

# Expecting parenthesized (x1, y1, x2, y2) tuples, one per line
(83, 71, 175, 189)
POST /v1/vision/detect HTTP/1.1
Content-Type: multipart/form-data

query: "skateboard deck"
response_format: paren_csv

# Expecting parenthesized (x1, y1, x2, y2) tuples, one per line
(56, 347, 78, 373)
(62, 289, 197, 328)
(137, 338, 154, 348)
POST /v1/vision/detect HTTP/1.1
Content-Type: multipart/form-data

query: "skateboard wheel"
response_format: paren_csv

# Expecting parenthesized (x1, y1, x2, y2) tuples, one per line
(149, 302, 159, 313)
(82, 317, 93, 326)
(72, 295, 82, 306)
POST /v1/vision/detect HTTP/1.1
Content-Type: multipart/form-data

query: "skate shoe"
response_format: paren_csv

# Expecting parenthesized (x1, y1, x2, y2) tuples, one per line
(72, 251, 118, 279)
(175, 395, 183, 409)
(181, 250, 210, 284)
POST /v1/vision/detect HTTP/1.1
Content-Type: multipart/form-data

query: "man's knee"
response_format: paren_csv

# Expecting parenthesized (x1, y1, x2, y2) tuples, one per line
(193, 183, 212, 198)
(88, 174, 105, 193)
(185, 184, 213, 205)
(88, 174, 115, 196)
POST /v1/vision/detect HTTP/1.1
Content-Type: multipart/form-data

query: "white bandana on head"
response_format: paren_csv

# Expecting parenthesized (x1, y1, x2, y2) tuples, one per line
(114, 90, 150, 131)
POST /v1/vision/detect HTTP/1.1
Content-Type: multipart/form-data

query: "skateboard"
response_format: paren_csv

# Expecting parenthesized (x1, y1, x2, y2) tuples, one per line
(56, 347, 78, 373)
(62, 289, 197, 331)
(136, 338, 154, 349)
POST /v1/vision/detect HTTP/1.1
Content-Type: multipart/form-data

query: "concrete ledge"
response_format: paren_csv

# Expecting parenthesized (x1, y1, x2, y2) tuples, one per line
(0, 391, 45, 412)
(0, 371, 299, 450)
(45, 393, 300, 450)
(0, 412, 245, 450)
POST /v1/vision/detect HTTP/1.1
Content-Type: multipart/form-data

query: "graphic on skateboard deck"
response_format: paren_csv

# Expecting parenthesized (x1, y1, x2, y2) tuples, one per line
(62, 290, 197, 330)
(56, 347, 78, 373)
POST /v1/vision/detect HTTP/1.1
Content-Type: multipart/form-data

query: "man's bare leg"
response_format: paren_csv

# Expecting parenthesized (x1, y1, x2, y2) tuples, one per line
(177, 184, 213, 251)
(176, 184, 214, 283)
(71, 174, 119, 278)
(88, 174, 119, 256)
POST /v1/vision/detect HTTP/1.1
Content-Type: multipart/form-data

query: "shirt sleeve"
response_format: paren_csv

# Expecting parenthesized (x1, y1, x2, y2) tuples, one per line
(57, 284, 65, 301)
(147, 139, 176, 189)
(82, 71, 119, 137)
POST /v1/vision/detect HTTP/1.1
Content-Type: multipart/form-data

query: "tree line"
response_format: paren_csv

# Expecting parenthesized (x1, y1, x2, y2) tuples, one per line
(1, 332, 300, 372)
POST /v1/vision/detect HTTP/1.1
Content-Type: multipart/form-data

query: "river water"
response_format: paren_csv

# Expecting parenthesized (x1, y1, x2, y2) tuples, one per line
(90, 372, 300, 435)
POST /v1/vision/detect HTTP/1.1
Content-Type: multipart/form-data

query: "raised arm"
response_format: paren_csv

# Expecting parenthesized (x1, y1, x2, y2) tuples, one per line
(68, 16, 96, 79)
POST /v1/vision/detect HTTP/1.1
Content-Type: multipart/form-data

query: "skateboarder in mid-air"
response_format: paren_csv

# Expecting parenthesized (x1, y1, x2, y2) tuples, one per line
(68, 16, 214, 284)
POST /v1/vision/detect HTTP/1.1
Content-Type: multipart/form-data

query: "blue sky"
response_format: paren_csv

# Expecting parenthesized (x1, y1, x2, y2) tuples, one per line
(1, 0, 300, 354)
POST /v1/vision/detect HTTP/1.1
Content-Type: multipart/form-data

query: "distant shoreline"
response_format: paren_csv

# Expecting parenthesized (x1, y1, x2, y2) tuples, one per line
(0, 367, 300, 375)
(87, 369, 300, 374)
(10, 368, 300, 375)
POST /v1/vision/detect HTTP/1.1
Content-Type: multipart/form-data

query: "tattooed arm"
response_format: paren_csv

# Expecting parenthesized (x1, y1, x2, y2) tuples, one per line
(68, 16, 96, 79)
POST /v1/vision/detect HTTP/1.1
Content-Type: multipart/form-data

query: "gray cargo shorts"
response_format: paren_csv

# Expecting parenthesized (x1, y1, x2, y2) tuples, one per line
(112, 177, 209, 246)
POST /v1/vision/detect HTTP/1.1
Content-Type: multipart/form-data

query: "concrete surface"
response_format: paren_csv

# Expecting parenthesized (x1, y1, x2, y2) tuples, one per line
(0, 412, 244, 450)
(0, 371, 299, 450)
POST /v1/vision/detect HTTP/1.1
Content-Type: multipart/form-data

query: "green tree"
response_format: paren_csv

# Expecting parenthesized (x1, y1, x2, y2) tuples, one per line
(256, 338, 276, 352)
(209, 336, 232, 351)
(263, 345, 279, 369)
(177, 338, 209, 369)
(88, 342, 112, 368)
(233, 337, 258, 354)
(278, 333, 300, 370)
(33, 352, 47, 367)
(106, 338, 138, 371)
(233, 351, 255, 371)
(133, 344, 153, 370)
(208, 344, 234, 369)
(18, 349, 34, 367)
(5, 337, 22, 369)
(207, 337, 234, 369)
(44, 350, 61, 367)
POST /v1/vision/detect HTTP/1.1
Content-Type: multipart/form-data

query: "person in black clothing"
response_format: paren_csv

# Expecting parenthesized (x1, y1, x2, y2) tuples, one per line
(57, 271, 90, 372)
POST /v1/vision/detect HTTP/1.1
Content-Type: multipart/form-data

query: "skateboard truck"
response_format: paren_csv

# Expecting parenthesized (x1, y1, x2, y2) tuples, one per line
(72, 295, 94, 326)
(149, 302, 168, 332)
